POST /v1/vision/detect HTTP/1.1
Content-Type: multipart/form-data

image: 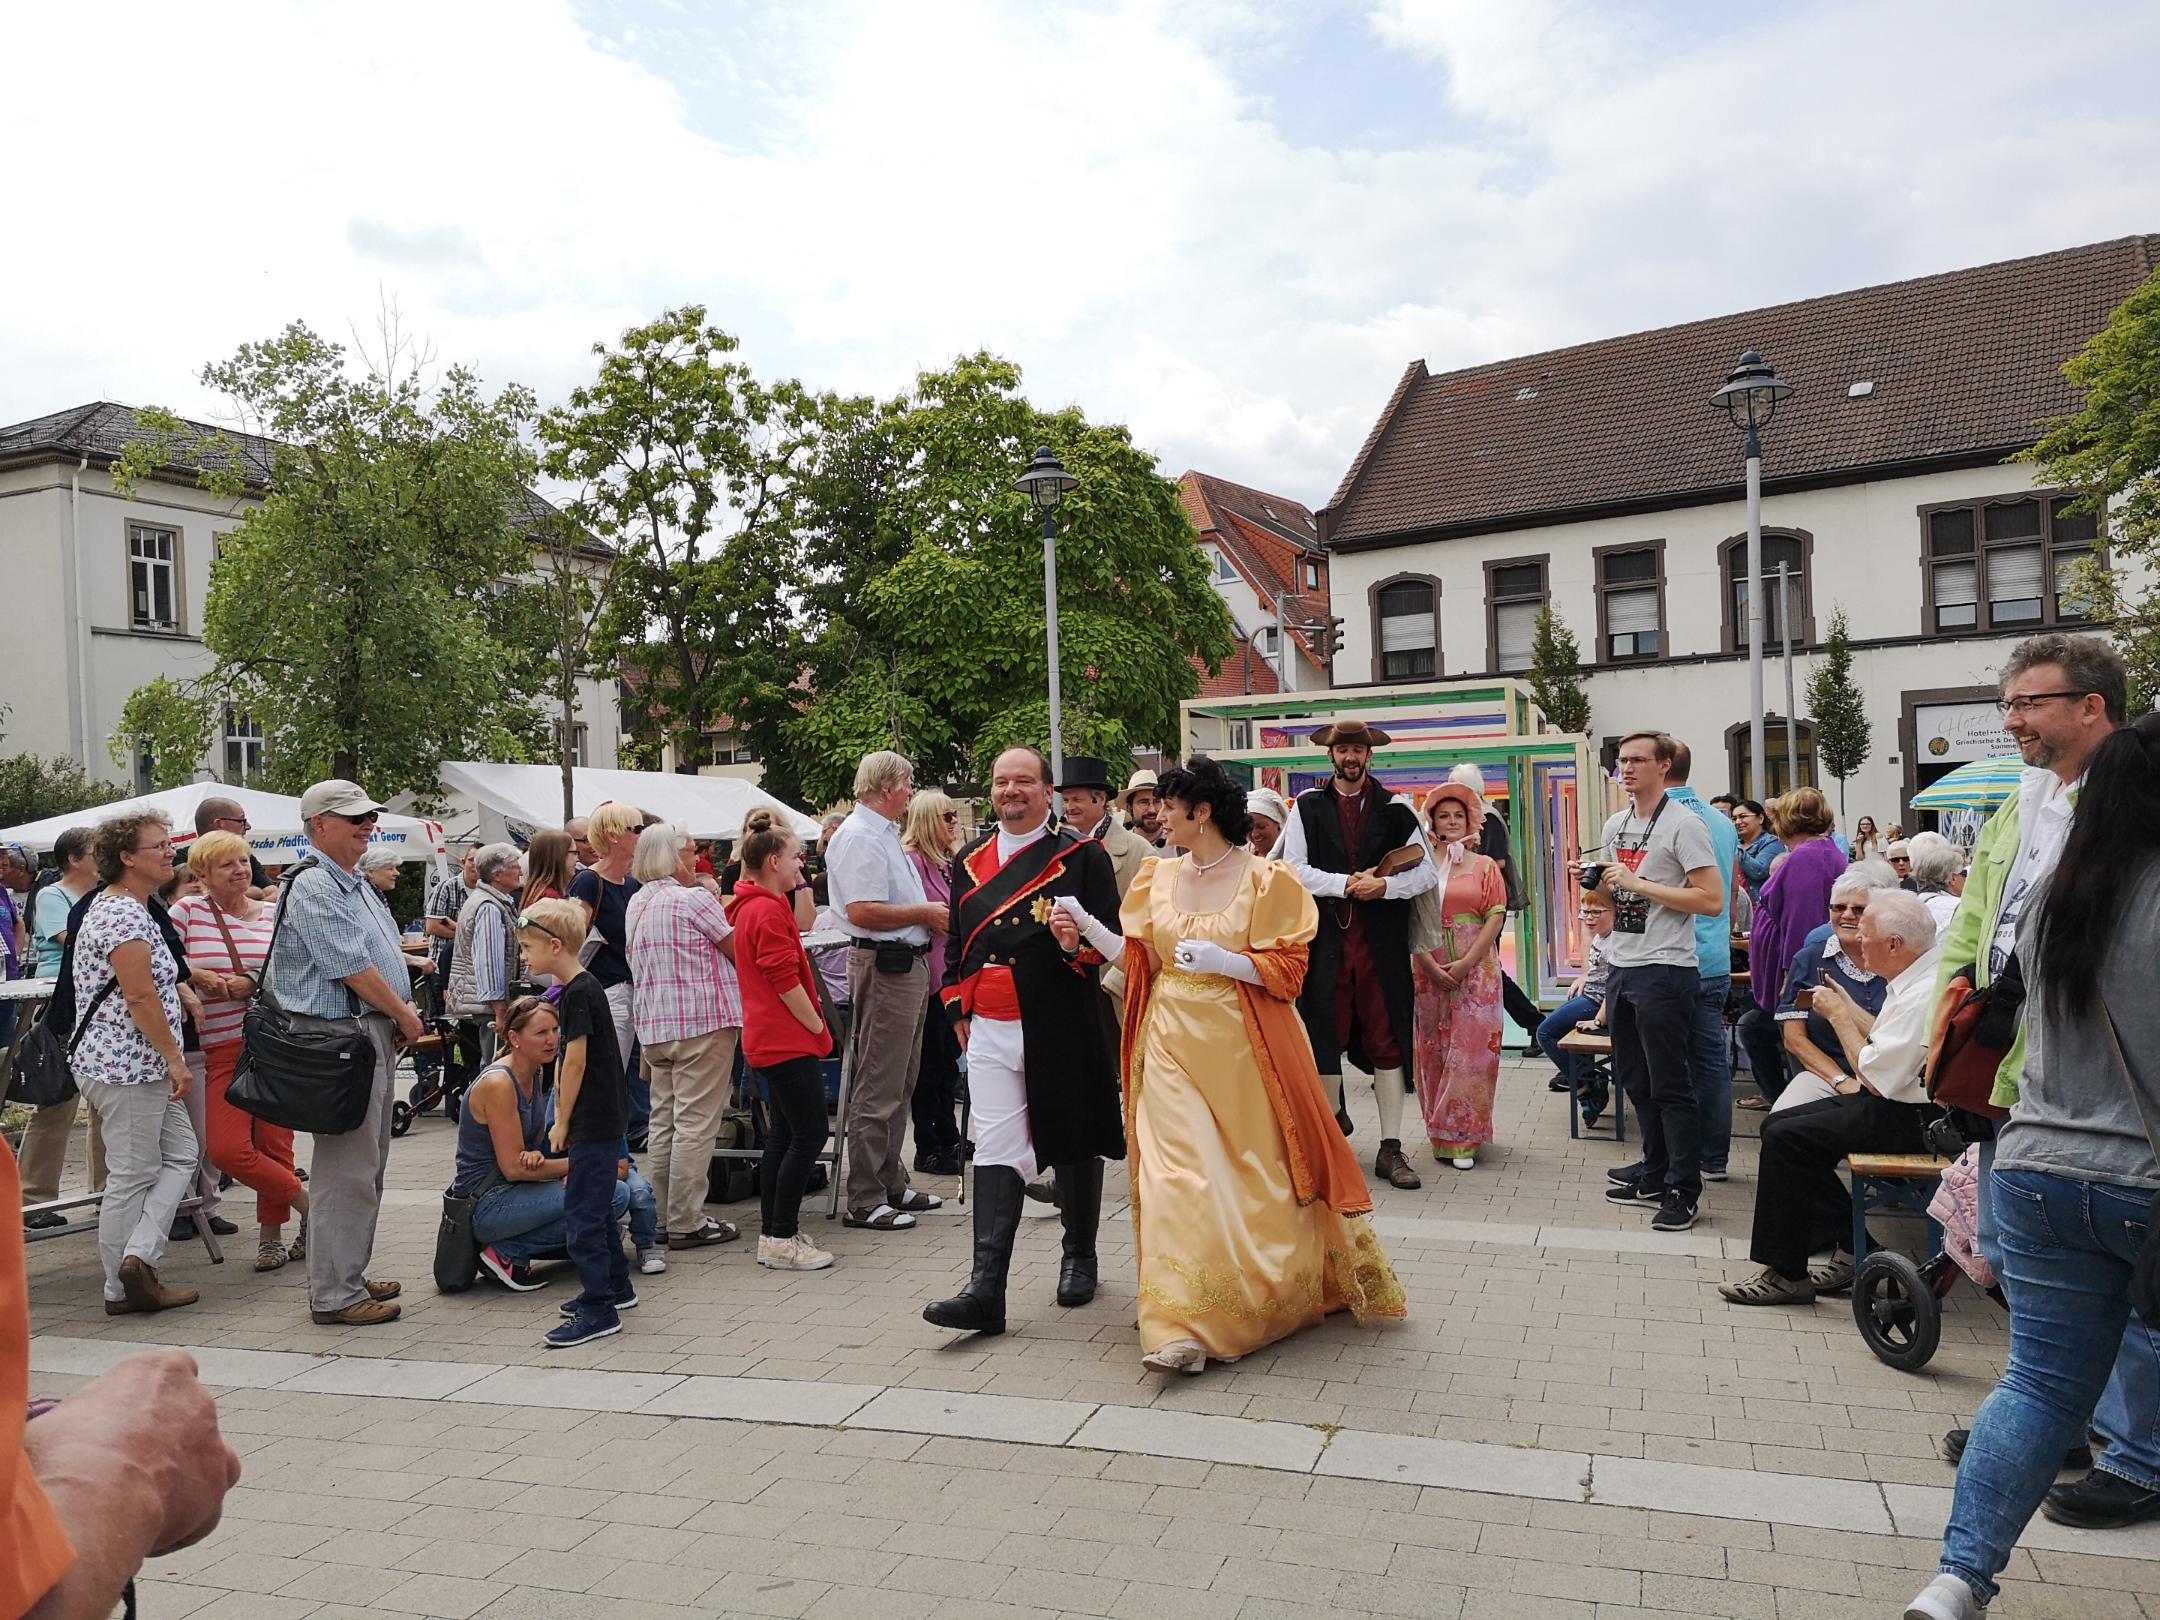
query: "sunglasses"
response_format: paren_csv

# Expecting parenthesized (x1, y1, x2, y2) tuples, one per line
(1829, 902, 1868, 914)
(332, 810, 380, 826)
(941, 811, 960, 824)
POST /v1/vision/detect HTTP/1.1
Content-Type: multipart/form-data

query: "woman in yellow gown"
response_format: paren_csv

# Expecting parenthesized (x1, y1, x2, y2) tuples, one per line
(1055, 757, 1406, 1375)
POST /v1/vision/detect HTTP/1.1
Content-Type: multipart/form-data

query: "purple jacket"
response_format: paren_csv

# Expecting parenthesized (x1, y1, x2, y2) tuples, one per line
(908, 847, 955, 996)
(1752, 837, 1846, 1013)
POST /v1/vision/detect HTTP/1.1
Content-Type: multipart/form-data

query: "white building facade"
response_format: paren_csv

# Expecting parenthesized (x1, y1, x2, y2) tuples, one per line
(1318, 236, 2157, 827)
(0, 402, 622, 794)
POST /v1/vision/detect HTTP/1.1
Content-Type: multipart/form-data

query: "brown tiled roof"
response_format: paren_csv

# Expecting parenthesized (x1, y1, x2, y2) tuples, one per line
(1322, 234, 2160, 546)
(1179, 471, 1332, 667)
(1192, 645, 1280, 698)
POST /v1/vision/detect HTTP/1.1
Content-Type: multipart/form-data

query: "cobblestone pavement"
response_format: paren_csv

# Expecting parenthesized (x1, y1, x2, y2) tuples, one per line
(25, 1055, 2160, 1618)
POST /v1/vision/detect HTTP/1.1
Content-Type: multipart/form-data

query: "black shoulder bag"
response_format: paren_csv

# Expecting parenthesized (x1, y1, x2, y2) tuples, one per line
(228, 858, 378, 1135)
(6, 979, 118, 1107)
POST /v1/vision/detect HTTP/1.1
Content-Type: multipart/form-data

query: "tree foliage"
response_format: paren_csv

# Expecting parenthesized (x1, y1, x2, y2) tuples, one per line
(0, 746, 122, 828)
(539, 308, 820, 792)
(781, 353, 1234, 804)
(1806, 605, 1872, 815)
(109, 319, 550, 805)
(2021, 264, 2160, 711)
(1527, 606, 1592, 735)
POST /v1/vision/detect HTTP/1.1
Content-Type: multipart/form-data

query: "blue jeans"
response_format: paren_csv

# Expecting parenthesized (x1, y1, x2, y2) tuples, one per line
(473, 1175, 630, 1267)
(1690, 975, 1733, 1172)
(562, 1141, 630, 1322)
(1971, 1143, 2158, 1487)
(1940, 1167, 2155, 1601)
(1536, 995, 1602, 1092)
(623, 1164, 657, 1252)
(1607, 963, 1701, 1200)
(627, 1040, 651, 1144)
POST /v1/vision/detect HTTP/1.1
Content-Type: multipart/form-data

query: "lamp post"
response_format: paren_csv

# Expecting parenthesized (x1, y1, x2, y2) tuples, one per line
(1014, 446, 1079, 767)
(1711, 350, 1795, 799)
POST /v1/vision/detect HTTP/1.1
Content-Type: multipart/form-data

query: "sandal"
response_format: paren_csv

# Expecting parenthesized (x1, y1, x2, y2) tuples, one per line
(892, 1189, 943, 1213)
(842, 1204, 917, 1230)
(1737, 1095, 1772, 1112)
(1141, 1340, 1207, 1375)
(1718, 1267, 1816, 1307)
(255, 1240, 290, 1273)
(364, 1278, 402, 1302)
(287, 1214, 309, 1261)
(1807, 1256, 1856, 1295)
(671, 1220, 740, 1247)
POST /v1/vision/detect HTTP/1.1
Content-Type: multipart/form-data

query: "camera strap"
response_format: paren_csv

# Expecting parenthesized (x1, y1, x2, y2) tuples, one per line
(1613, 794, 1669, 873)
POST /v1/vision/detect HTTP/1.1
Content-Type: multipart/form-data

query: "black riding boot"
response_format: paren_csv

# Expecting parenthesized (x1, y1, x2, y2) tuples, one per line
(924, 1165, 1025, 1336)
(1054, 1160, 1104, 1307)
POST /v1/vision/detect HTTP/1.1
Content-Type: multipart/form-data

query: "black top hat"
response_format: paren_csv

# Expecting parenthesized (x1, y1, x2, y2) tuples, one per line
(1057, 755, 1113, 793)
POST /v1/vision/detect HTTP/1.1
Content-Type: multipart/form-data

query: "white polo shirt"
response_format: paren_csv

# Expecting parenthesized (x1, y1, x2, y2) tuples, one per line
(825, 801, 929, 945)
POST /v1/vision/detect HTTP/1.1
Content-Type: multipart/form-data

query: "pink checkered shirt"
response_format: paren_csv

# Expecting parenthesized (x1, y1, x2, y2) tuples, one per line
(624, 880, 741, 1045)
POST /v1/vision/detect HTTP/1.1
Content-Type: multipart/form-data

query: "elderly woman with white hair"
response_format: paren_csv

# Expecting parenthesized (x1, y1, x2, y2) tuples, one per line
(1905, 831, 1965, 932)
(448, 842, 524, 1059)
(1720, 887, 1944, 1307)
(1245, 788, 1290, 860)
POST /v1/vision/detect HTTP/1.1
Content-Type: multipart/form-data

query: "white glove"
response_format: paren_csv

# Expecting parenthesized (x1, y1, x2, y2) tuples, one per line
(1173, 939, 1261, 985)
(1052, 894, 1124, 962)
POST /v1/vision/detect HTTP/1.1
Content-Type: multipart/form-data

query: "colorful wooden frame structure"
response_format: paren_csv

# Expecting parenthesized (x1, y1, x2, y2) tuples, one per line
(1182, 678, 1613, 1007)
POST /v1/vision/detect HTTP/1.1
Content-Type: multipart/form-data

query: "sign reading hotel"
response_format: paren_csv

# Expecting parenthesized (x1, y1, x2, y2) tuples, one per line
(1915, 701, 2016, 764)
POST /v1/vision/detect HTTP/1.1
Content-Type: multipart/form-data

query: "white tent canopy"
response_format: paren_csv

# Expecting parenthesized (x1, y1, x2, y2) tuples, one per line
(0, 782, 446, 864)
(438, 763, 822, 843)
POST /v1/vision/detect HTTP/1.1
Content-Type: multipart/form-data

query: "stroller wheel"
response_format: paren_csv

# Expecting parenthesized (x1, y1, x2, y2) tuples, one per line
(390, 1099, 414, 1139)
(1853, 1249, 1942, 1372)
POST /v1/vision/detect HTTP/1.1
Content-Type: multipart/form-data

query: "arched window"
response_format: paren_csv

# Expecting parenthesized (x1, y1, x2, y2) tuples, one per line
(1370, 576, 1438, 681)
(1719, 530, 1814, 652)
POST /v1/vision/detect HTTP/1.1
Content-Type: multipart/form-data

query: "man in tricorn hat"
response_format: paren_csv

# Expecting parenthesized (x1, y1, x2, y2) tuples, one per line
(1279, 717, 1435, 1191)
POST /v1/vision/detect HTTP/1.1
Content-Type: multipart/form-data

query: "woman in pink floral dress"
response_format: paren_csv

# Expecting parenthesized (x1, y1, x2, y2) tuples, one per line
(1411, 783, 1510, 1169)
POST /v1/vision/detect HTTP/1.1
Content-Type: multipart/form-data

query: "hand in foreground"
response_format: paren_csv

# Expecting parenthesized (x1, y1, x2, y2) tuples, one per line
(547, 1120, 569, 1155)
(518, 1150, 546, 1173)
(1344, 872, 1386, 901)
(25, 1349, 242, 1560)
(1172, 940, 1236, 977)
(166, 1056, 192, 1101)
(393, 1003, 427, 1045)
(1046, 910, 1081, 952)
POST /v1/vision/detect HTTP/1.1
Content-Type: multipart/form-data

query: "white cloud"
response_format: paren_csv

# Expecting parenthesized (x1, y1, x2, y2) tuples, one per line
(2, 0, 2155, 511)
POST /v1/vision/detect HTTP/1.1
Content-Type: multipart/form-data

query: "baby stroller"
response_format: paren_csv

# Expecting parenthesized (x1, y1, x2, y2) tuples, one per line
(1851, 1141, 2005, 1371)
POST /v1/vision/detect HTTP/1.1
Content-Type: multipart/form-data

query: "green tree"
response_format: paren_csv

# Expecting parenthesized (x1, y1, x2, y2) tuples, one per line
(0, 748, 122, 828)
(2021, 263, 2160, 711)
(539, 307, 821, 793)
(108, 321, 550, 804)
(1806, 605, 1872, 816)
(1527, 606, 1591, 735)
(782, 353, 1234, 804)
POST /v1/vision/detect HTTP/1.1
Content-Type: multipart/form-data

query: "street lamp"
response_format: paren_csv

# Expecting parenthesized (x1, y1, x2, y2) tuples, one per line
(1711, 350, 1795, 798)
(1014, 445, 1079, 767)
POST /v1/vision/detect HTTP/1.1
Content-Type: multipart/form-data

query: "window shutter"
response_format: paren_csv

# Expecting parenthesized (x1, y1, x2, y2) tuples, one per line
(1380, 609, 1432, 652)
(1988, 544, 2044, 603)
(1607, 587, 1658, 634)
(1495, 600, 1539, 666)
(1933, 559, 1978, 607)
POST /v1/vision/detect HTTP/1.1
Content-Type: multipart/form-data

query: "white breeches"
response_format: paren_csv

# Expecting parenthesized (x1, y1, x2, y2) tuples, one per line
(966, 1015, 1037, 1180)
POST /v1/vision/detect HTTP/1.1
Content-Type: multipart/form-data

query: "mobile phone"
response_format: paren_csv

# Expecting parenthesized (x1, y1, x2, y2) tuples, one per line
(1795, 987, 1815, 1011)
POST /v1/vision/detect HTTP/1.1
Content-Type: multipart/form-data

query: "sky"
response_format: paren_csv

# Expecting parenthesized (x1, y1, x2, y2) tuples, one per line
(5, 0, 2157, 510)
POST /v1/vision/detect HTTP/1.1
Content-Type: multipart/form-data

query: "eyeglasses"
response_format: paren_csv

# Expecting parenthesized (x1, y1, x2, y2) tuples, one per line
(1828, 902, 1867, 915)
(217, 815, 251, 829)
(331, 810, 380, 826)
(132, 840, 175, 856)
(1888, 855, 1911, 865)
(1996, 691, 2090, 716)
(941, 811, 960, 824)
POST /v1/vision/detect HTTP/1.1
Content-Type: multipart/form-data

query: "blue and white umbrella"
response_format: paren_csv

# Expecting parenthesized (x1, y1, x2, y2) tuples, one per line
(1910, 756, 2027, 812)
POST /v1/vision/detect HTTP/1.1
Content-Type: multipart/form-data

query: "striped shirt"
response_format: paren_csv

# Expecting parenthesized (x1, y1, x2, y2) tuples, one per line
(266, 851, 410, 1019)
(169, 894, 275, 1047)
(624, 879, 740, 1045)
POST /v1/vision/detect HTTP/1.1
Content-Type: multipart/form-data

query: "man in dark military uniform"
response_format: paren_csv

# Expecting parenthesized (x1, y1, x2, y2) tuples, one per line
(923, 747, 1125, 1336)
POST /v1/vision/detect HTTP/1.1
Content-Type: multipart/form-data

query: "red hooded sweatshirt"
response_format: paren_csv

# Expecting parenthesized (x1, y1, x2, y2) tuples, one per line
(723, 880, 834, 1068)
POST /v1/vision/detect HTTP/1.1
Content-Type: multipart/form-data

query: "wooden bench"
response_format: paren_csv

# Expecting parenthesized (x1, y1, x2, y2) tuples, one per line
(1554, 1029, 1625, 1144)
(23, 1189, 226, 1264)
(1845, 1152, 1951, 1262)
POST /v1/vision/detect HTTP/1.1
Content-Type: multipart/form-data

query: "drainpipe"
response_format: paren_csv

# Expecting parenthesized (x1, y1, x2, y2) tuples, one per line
(69, 454, 97, 768)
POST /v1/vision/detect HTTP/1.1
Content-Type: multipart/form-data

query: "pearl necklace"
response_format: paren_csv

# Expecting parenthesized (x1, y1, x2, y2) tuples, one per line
(1187, 842, 1240, 873)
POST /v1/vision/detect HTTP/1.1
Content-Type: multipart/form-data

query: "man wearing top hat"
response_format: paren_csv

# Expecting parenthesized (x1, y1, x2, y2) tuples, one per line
(1059, 757, 1151, 898)
(1279, 717, 1436, 1192)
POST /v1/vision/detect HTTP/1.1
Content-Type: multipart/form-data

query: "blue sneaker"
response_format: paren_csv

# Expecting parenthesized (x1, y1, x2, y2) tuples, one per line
(544, 1310, 622, 1349)
(559, 1288, 639, 1318)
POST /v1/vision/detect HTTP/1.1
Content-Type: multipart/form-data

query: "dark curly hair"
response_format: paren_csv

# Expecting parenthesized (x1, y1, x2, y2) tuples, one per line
(1155, 756, 1251, 845)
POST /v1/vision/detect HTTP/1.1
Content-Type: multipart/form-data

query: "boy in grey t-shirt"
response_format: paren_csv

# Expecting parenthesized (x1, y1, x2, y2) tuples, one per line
(1577, 733, 1725, 1229)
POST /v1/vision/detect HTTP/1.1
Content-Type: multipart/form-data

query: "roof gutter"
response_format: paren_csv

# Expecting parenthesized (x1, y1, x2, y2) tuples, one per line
(1323, 442, 2032, 553)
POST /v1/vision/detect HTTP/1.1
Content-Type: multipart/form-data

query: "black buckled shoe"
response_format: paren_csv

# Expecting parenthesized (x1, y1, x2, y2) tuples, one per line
(1054, 1160, 1104, 1307)
(924, 1165, 1025, 1336)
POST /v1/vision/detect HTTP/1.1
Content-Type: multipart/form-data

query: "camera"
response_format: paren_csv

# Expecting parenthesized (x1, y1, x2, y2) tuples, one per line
(1578, 862, 1606, 891)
